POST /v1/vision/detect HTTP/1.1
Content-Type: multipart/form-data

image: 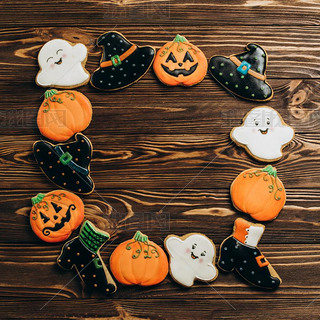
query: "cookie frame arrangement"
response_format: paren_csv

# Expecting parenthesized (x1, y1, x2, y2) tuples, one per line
(29, 31, 297, 294)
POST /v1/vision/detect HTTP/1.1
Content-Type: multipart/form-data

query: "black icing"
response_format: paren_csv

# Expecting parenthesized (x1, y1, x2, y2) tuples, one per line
(33, 133, 94, 194)
(161, 63, 198, 77)
(91, 31, 155, 90)
(208, 43, 273, 101)
(218, 236, 281, 289)
(57, 237, 116, 294)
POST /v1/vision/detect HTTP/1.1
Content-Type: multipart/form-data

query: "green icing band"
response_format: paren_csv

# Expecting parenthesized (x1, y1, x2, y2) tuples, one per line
(126, 231, 159, 259)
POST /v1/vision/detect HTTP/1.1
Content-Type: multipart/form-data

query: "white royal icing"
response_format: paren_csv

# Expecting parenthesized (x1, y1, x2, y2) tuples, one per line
(36, 39, 89, 87)
(244, 225, 264, 247)
(165, 234, 218, 287)
(231, 107, 294, 161)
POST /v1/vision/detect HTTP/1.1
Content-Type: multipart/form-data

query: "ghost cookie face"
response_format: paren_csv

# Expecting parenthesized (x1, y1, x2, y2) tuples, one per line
(153, 34, 208, 87)
(33, 133, 94, 194)
(36, 39, 90, 89)
(164, 233, 218, 287)
(208, 43, 273, 101)
(91, 31, 155, 91)
(231, 106, 294, 162)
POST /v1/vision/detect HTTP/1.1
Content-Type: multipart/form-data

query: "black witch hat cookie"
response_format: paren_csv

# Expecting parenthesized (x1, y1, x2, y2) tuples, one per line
(91, 31, 155, 91)
(33, 133, 94, 194)
(57, 220, 117, 294)
(208, 43, 273, 101)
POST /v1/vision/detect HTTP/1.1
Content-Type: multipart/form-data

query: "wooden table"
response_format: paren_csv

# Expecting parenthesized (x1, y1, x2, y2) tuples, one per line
(1, 1, 320, 319)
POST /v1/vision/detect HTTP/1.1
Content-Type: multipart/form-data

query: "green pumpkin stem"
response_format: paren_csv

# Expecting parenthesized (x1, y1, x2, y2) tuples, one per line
(133, 231, 148, 243)
(44, 89, 57, 99)
(31, 193, 46, 206)
(262, 165, 277, 178)
(173, 34, 187, 43)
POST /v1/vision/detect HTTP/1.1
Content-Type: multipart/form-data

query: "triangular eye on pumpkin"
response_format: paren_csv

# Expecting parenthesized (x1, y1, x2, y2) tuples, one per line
(30, 190, 85, 243)
(153, 34, 208, 87)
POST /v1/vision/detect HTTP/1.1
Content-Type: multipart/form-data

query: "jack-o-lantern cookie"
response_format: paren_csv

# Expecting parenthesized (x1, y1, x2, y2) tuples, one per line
(33, 133, 94, 194)
(218, 218, 282, 289)
(231, 165, 286, 221)
(57, 220, 117, 294)
(36, 39, 90, 89)
(164, 233, 218, 287)
(208, 43, 273, 101)
(231, 106, 294, 162)
(110, 231, 168, 286)
(37, 89, 92, 142)
(153, 35, 207, 86)
(30, 190, 84, 243)
(91, 31, 155, 91)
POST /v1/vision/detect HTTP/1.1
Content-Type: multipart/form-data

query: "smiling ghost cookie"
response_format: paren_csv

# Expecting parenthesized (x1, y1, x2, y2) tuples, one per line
(164, 233, 218, 287)
(231, 106, 294, 162)
(36, 39, 90, 89)
(33, 133, 94, 194)
(208, 43, 273, 101)
(90, 31, 155, 90)
(153, 35, 207, 87)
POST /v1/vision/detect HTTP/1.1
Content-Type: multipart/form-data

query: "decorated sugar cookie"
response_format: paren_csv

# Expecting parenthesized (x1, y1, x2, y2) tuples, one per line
(208, 43, 273, 101)
(164, 233, 218, 287)
(230, 165, 286, 221)
(153, 34, 208, 87)
(231, 106, 294, 162)
(33, 133, 94, 194)
(91, 31, 155, 90)
(57, 220, 117, 294)
(30, 190, 84, 243)
(36, 39, 90, 89)
(110, 231, 168, 286)
(37, 89, 92, 142)
(218, 218, 282, 289)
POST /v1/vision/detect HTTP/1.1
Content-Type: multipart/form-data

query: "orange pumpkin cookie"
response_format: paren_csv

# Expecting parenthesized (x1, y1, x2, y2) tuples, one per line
(37, 89, 92, 142)
(153, 35, 207, 86)
(230, 165, 286, 221)
(110, 231, 169, 286)
(30, 190, 84, 242)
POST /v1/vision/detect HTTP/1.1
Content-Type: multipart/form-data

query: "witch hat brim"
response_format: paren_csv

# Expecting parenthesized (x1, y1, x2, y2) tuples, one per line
(90, 31, 155, 91)
(208, 43, 273, 102)
(33, 133, 94, 194)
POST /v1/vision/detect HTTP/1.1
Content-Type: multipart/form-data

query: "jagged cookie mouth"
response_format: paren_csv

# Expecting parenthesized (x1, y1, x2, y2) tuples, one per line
(161, 63, 198, 77)
(191, 252, 199, 260)
(55, 58, 63, 65)
(259, 128, 269, 135)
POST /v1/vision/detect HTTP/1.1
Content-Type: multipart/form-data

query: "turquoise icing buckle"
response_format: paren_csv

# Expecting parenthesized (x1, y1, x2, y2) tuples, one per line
(237, 61, 251, 75)
(59, 152, 73, 165)
(111, 55, 121, 67)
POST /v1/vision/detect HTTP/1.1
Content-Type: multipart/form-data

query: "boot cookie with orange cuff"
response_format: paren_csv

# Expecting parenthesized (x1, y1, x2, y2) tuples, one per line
(91, 31, 155, 91)
(218, 218, 282, 289)
(208, 43, 273, 101)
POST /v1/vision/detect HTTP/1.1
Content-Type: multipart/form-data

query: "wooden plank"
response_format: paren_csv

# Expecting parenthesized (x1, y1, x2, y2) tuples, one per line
(1, 27, 320, 80)
(2, 188, 320, 244)
(1, 0, 320, 27)
(0, 133, 319, 189)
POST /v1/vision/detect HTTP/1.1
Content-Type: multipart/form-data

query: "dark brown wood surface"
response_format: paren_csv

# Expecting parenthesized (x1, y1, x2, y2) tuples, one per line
(1, 1, 320, 319)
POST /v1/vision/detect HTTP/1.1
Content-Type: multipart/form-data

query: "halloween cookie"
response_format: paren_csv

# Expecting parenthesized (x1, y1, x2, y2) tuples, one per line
(30, 190, 84, 243)
(153, 34, 207, 87)
(33, 133, 94, 194)
(37, 89, 92, 142)
(110, 231, 168, 286)
(57, 220, 117, 294)
(218, 218, 282, 289)
(164, 233, 218, 287)
(91, 31, 155, 91)
(36, 39, 90, 89)
(231, 106, 294, 162)
(208, 43, 273, 101)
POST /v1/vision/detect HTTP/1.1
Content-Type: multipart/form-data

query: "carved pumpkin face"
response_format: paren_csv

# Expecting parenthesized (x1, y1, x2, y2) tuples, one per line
(30, 190, 84, 242)
(153, 35, 208, 86)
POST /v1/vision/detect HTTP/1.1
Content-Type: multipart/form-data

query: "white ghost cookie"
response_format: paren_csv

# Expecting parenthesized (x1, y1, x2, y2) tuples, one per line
(164, 233, 218, 287)
(36, 39, 90, 88)
(231, 106, 294, 162)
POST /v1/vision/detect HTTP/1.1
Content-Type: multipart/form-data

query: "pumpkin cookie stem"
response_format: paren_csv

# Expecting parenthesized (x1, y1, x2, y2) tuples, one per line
(45, 89, 58, 99)
(262, 165, 277, 177)
(31, 193, 46, 206)
(262, 165, 283, 200)
(173, 34, 187, 43)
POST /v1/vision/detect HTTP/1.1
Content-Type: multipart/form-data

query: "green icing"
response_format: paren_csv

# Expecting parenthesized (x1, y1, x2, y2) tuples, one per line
(211, 66, 215, 69)
(219, 72, 223, 76)
(241, 75, 245, 79)
(229, 73, 233, 77)
(220, 63, 224, 67)
(42, 90, 75, 112)
(126, 231, 159, 259)
(225, 81, 229, 85)
(235, 84, 239, 88)
(245, 86, 249, 90)
(79, 221, 110, 253)
(31, 193, 46, 206)
(252, 94, 255, 97)
(173, 34, 187, 43)
(159, 34, 197, 57)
